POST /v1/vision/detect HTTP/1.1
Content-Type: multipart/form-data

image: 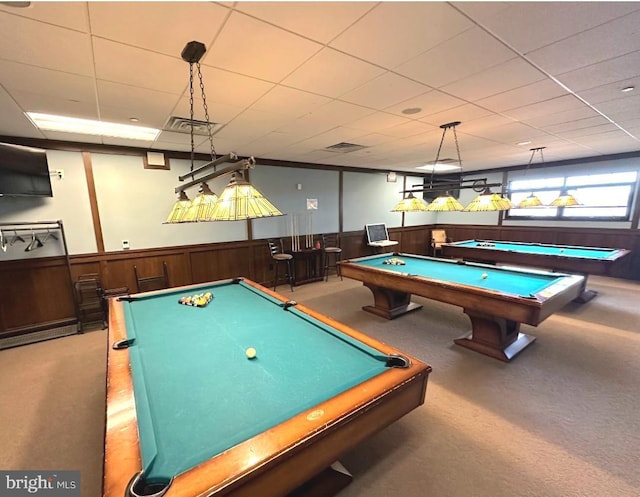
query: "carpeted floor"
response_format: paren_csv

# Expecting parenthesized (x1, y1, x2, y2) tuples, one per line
(1, 275, 638, 497)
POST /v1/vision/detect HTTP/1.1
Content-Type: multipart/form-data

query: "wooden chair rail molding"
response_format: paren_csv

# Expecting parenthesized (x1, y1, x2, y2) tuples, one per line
(1, 225, 638, 338)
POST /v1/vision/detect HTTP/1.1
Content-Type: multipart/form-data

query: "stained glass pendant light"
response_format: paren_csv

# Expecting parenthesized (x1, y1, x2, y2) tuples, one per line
(391, 192, 430, 212)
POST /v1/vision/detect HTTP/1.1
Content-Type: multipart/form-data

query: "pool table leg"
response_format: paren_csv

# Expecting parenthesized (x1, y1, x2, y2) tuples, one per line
(362, 283, 423, 319)
(287, 461, 352, 497)
(574, 275, 598, 303)
(455, 310, 536, 362)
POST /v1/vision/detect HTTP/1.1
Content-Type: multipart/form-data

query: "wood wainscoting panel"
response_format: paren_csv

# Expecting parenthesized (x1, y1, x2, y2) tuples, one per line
(0, 257, 75, 335)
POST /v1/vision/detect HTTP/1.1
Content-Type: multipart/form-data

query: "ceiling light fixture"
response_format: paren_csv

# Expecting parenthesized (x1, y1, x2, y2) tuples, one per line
(166, 41, 283, 223)
(391, 192, 430, 212)
(425, 121, 465, 212)
(621, 86, 635, 93)
(517, 147, 546, 208)
(26, 112, 160, 141)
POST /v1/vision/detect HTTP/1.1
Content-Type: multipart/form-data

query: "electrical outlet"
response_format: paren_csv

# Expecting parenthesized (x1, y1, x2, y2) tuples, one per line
(122, 240, 130, 250)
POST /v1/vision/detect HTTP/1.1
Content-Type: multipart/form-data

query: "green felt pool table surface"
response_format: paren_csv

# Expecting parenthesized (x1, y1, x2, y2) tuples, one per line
(447, 239, 625, 259)
(104, 277, 431, 497)
(351, 253, 568, 298)
(339, 253, 585, 362)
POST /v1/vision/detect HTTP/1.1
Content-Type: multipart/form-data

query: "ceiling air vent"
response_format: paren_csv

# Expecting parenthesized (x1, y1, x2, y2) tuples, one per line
(164, 116, 223, 136)
(324, 142, 369, 153)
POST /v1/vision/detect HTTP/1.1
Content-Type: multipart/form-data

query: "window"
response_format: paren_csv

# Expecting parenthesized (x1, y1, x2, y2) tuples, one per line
(507, 171, 637, 220)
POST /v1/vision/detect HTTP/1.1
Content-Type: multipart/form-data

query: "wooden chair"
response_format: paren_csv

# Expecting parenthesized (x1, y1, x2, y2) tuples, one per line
(134, 262, 170, 293)
(267, 239, 294, 292)
(322, 233, 343, 281)
(431, 229, 449, 257)
(74, 273, 107, 331)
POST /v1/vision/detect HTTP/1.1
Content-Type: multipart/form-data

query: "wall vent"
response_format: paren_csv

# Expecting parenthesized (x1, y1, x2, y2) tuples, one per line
(164, 116, 223, 136)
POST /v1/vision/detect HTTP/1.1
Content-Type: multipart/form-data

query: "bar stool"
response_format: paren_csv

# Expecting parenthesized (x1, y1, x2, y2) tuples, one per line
(322, 233, 342, 281)
(268, 238, 294, 291)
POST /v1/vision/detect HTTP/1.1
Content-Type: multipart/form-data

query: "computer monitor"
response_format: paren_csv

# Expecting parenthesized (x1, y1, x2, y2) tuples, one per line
(365, 223, 389, 244)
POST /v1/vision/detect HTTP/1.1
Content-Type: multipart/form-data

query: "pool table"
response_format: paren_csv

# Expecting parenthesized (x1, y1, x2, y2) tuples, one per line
(338, 253, 585, 362)
(441, 239, 630, 302)
(103, 277, 431, 497)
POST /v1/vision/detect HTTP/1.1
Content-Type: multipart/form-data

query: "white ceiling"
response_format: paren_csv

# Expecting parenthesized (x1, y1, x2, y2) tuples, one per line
(1, 1, 639, 173)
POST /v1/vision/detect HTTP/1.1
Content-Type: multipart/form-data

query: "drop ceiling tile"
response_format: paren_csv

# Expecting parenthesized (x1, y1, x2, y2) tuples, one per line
(544, 116, 611, 134)
(344, 112, 410, 133)
(385, 90, 465, 118)
(556, 51, 640, 92)
(593, 95, 640, 117)
(395, 27, 517, 89)
(382, 120, 437, 139)
(0, 86, 45, 138)
(276, 100, 375, 135)
(88, 2, 230, 57)
(171, 96, 245, 127)
(0, 60, 96, 103)
(250, 86, 331, 118)
(502, 94, 587, 122)
(206, 11, 322, 83)
(330, 2, 473, 68)
(93, 38, 186, 94)
(0, 2, 89, 31)
(281, 48, 385, 98)
(577, 80, 640, 105)
(96, 81, 179, 128)
(476, 79, 569, 113)
(340, 72, 430, 109)
(197, 66, 275, 108)
(524, 107, 603, 128)
(462, 2, 640, 54)
(420, 104, 492, 127)
(235, 2, 376, 44)
(0, 13, 93, 75)
(346, 132, 399, 147)
(217, 108, 292, 140)
(439, 58, 547, 102)
(10, 91, 99, 120)
(243, 131, 305, 157)
(555, 123, 621, 140)
(527, 10, 640, 75)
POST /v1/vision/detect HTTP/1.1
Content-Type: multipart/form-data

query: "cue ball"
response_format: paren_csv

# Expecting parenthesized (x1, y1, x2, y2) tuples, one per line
(560, 248, 565, 252)
(481, 273, 488, 279)
(246, 347, 257, 359)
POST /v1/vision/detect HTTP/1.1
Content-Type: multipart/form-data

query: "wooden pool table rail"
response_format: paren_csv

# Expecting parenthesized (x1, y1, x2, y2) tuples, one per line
(103, 278, 431, 497)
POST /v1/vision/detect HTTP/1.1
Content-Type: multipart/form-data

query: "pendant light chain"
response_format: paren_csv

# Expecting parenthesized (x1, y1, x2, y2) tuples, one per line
(188, 62, 196, 176)
(196, 62, 217, 165)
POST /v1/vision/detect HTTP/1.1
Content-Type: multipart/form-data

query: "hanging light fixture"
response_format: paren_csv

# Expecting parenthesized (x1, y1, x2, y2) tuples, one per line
(207, 161, 285, 221)
(550, 189, 581, 207)
(166, 191, 191, 223)
(423, 121, 465, 212)
(426, 192, 464, 212)
(181, 183, 218, 222)
(464, 187, 512, 212)
(517, 147, 545, 208)
(166, 41, 283, 223)
(391, 192, 430, 212)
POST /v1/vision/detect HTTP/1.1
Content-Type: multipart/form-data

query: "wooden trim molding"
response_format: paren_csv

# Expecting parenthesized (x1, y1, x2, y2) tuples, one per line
(82, 151, 105, 252)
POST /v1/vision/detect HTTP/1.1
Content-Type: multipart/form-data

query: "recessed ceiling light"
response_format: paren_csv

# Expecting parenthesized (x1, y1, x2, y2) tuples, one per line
(516, 140, 532, 146)
(129, 117, 139, 122)
(621, 86, 635, 93)
(26, 112, 160, 140)
(402, 107, 422, 115)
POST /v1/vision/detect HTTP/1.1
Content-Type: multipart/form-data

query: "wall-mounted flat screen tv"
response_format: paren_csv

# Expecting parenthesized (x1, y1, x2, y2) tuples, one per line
(0, 142, 52, 197)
